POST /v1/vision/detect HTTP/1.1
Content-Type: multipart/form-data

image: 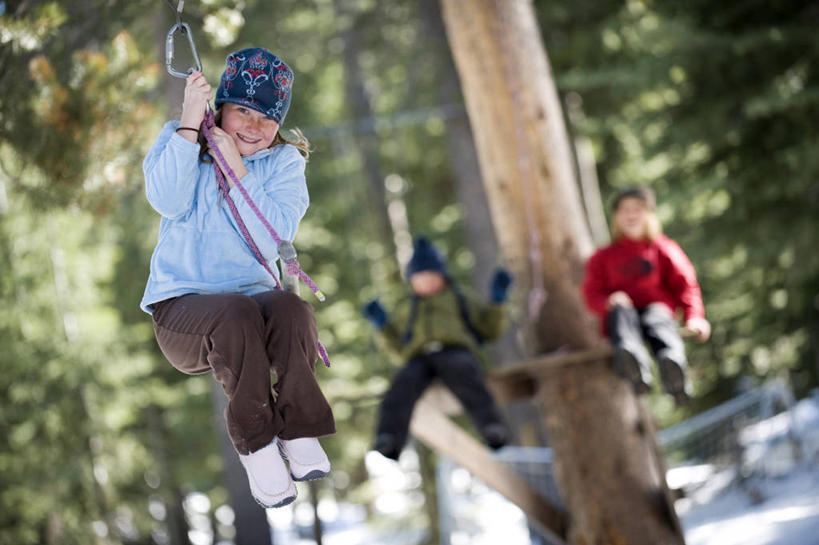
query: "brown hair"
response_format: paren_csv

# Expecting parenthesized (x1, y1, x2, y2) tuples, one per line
(611, 186, 656, 212)
(198, 107, 311, 163)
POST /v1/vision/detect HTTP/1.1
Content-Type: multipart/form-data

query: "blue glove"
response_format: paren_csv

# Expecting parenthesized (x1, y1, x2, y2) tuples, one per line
(363, 299, 388, 329)
(490, 268, 513, 303)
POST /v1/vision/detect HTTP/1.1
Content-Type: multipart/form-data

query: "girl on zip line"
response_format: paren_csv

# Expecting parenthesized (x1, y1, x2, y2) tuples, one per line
(140, 47, 335, 509)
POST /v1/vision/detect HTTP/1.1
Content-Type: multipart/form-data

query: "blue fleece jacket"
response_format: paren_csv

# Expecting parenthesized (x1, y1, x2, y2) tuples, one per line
(140, 121, 309, 314)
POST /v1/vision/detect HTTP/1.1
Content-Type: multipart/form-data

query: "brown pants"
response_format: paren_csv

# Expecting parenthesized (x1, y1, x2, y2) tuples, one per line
(152, 291, 335, 455)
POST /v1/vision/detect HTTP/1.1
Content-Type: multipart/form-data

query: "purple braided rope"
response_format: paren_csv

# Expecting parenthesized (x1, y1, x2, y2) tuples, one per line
(285, 261, 323, 297)
(200, 111, 324, 301)
(200, 110, 331, 366)
(200, 117, 282, 290)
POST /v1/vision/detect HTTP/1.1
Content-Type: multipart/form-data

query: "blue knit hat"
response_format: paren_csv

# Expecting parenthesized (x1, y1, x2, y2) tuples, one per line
(215, 47, 294, 125)
(406, 237, 447, 278)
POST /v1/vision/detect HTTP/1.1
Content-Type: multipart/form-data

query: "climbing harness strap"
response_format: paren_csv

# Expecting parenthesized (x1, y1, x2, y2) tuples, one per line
(451, 283, 485, 345)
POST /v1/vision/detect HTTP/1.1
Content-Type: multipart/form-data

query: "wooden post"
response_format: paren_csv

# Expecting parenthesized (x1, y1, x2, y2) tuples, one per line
(439, 1, 686, 543)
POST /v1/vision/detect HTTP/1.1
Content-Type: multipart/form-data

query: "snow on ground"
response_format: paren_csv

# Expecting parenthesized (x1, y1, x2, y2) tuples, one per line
(680, 392, 819, 545)
(681, 467, 819, 545)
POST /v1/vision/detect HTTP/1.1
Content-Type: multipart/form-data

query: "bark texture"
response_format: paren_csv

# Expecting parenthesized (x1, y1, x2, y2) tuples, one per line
(439, 1, 685, 543)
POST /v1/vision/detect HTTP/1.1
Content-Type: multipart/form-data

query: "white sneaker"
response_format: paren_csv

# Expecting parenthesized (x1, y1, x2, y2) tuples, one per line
(278, 437, 331, 481)
(238, 440, 297, 508)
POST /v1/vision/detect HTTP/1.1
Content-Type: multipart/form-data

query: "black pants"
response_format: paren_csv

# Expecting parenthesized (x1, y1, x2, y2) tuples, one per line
(607, 302, 687, 375)
(152, 291, 335, 455)
(376, 347, 504, 452)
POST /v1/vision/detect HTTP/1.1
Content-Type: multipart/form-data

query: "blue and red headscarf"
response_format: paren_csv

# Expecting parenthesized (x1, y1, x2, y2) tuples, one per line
(215, 47, 294, 125)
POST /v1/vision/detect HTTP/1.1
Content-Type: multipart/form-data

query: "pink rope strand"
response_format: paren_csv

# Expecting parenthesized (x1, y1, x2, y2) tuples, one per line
(200, 109, 331, 366)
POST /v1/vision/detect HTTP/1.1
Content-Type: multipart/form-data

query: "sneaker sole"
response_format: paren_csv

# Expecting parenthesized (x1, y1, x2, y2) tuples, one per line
(291, 468, 331, 482)
(251, 491, 297, 509)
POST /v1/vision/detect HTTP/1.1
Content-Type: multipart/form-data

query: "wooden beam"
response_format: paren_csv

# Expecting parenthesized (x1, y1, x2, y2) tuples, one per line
(418, 383, 464, 416)
(487, 345, 613, 402)
(492, 345, 614, 378)
(487, 335, 690, 402)
(487, 374, 538, 404)
(410, 392, 568, 543)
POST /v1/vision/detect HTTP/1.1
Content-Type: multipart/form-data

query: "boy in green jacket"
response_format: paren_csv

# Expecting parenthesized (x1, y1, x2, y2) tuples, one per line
(363, 237, 512, 460)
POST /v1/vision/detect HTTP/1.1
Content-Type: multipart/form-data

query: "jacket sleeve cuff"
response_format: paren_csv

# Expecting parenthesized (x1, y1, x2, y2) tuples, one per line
(169, 125, 202, 153)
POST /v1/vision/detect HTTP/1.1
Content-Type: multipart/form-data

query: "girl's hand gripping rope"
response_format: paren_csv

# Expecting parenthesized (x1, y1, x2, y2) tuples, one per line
(207, 126, 248, 184)
(179, 71, 211, 138)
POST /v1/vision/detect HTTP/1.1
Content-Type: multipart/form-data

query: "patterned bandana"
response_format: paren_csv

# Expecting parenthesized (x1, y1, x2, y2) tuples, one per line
(215, 47, 294, 125)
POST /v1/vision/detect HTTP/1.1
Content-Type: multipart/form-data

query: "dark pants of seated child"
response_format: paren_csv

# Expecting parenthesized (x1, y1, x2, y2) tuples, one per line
(152, 291, 336, 455)
(607, 302, 689, 400)
(375, 346, 507, 460)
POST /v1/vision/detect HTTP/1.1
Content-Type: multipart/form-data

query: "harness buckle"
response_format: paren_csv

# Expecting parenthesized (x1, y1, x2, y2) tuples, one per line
(277, 240, 300, 295)
(421, 341, 444, 355)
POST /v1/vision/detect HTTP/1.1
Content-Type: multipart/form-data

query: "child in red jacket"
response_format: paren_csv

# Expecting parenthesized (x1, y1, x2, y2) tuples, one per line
(582, 187, 711, 404)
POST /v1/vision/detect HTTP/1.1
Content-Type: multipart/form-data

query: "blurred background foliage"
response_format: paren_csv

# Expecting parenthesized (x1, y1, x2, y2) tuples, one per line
(0, 0, 817, 543)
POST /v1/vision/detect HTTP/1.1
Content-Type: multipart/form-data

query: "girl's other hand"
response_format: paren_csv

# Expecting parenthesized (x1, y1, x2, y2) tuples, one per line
(684, 317, 711, 342)
(208, 127, 248, 186)
(180, 71, 211, 129)
(606, 290, 633, 310)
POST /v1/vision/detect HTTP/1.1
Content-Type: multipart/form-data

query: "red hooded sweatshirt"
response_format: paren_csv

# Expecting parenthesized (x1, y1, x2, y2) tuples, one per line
(582, 234, 705, 335)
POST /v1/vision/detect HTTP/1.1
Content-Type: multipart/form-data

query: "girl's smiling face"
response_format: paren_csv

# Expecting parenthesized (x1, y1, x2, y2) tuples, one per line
(220, 102, 279, 156)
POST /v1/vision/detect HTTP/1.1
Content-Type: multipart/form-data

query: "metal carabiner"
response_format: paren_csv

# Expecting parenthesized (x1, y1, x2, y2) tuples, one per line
(165, 21, 202, 79)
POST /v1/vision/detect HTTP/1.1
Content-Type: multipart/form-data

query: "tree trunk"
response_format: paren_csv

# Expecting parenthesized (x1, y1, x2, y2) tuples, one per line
(308, 480, 324, 545)
(145, 404, 191, 545)
(211, 382, 273, 545)
(439, 1, 685, 544)
(333, 0, 400, 281)
(416, 443, 441, 545)
(419, 0, 549, 457)
(565, 92, 610, 248)
(417, 0, 523, 363)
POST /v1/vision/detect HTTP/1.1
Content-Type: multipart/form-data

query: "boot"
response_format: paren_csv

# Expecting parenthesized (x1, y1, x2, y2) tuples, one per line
(481, 423, 509, 450)
(374, 433, 402, 460)
(613, 342, 653, 394)
(657, 351, 692, 406)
